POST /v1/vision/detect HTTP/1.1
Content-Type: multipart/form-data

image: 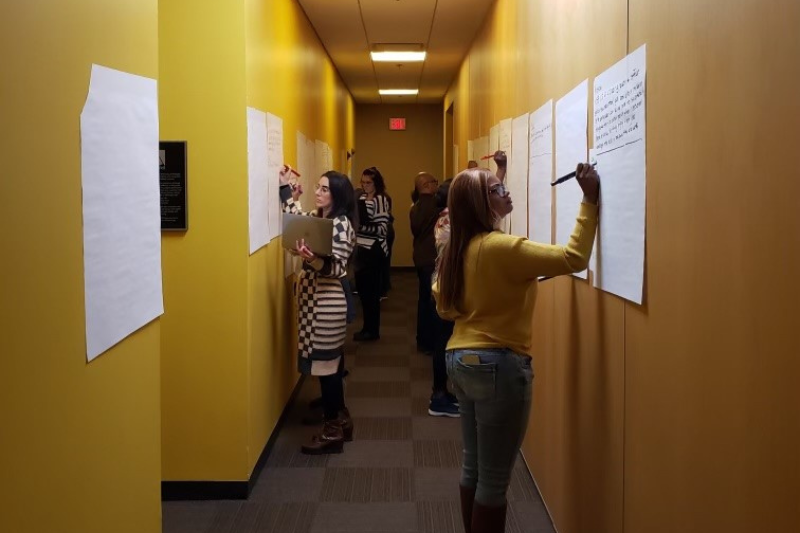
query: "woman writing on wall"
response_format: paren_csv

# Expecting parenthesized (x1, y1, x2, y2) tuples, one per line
(353, 166, 391, 341)
(279, 165, 356, 455)
(433, 163, 600, 532)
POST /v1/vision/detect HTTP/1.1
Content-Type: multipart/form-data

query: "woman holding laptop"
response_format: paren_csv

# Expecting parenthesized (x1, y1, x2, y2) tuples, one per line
(279, 165, 356, 455)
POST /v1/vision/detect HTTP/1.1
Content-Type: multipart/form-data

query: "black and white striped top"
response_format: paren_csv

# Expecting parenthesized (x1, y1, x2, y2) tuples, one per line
(356, 193, 391, 255)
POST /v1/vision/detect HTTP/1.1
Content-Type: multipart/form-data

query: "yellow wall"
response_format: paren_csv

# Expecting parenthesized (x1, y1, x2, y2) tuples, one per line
(244, 0, 355, 473)
(355, 104, 444, 267)
(159, 0, 355, 482)
(447, 0, 800, 532)
(0, 2, 161, 533)
(159, 0, 250, 481)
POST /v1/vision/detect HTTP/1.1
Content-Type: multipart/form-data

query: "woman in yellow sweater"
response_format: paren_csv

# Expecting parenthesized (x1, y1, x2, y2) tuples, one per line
(434, 163, 599, 533)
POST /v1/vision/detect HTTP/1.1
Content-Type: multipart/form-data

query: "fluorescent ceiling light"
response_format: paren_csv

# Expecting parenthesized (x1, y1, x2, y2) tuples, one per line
(379, 89, 419, 96)
(371, 51, 426, 62)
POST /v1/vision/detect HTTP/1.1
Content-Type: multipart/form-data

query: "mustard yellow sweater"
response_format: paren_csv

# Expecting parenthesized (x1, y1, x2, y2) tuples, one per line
(433, 203, 598, 355)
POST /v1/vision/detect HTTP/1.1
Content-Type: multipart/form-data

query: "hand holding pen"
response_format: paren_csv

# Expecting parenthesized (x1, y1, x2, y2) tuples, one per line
(552, 162, 600, 205)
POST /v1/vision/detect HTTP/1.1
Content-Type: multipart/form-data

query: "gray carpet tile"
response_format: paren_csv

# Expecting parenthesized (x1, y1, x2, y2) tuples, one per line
(311, 503, 418, 532)
(347, 381, 411, 397)
(352, 354, 410, 368)
(413, 440, 462, 468)
(413, 468, 462, 501)
(412, 416, 463, 441)
(346, 397, 413, 417)
(409, 366, 433, 381)
(411, 397, 433, 417)
(163, 272, 554, 533)
(416, 501, 463, 533)
(352, 417, 412, 440)
(320, 468, 414, 502)
(327, 440, 415, 468)
(348, 366, 411, 382)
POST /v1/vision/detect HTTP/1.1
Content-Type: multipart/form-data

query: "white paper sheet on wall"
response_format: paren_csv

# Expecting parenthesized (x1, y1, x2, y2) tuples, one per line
(80, 64, 163, 362)
(592, 45, 647, 304)
(528, 100, 554, 245)
(509, 114, 529, 237)
(296, 131, 311, 211)
(475, 136, 489, 170)
(489, 124, 499, 173)
(247, 108, 270, 254)
(304, 136, 315, 210)
(314, 140, 326, 184)
(555, 80, 590, 279)
(267, 113, 283, 241)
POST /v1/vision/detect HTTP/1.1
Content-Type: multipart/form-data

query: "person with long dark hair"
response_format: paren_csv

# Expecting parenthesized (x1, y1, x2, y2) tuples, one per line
(353, 166, 391, 341)
(279, 166, 356, 455)
(433, 163, 600, 532)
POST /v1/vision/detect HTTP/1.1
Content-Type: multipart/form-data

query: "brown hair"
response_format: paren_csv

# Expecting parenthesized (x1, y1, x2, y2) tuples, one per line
(437, 168, 496, 312)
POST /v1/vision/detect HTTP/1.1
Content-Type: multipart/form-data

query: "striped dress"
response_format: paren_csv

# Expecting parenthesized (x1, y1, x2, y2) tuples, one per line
(281, 192, 355, 376)
(356, 193, 391, 255)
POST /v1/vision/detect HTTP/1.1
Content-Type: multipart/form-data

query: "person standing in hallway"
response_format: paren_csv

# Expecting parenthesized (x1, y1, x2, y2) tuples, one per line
(433, 163, 600, 533)
(410, 172, 440, 355)
(381, 192, 395, 300)
(353, 167, 391, 341)
(279, 166, 356, 455)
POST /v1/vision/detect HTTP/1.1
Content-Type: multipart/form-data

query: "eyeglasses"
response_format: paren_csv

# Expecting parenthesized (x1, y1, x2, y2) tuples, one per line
(489, 184, 509, 197)
(316, 184, 330, 193)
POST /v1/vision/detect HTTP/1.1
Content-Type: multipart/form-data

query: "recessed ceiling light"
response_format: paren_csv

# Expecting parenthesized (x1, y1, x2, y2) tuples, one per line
(379, 89, 419, 96)
(371, 51, 426, 62)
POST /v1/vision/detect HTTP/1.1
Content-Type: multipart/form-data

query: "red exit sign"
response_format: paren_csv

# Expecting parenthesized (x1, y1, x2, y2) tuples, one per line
(389, 117, 406, 130)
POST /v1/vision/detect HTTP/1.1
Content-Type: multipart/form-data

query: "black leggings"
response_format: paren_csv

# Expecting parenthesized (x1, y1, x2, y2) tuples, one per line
(356, 246, 384, 335)
(318, 356, 346, 420)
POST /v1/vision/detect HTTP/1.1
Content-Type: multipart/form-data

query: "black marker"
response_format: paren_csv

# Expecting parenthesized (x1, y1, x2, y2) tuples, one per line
(550, 162, 597, 187)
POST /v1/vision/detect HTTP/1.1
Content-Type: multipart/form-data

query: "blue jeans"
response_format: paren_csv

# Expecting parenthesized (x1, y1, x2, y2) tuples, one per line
(446, 348, 533, 506)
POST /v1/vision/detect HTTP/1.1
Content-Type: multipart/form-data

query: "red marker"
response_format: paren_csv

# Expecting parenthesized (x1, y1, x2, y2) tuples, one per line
(480, 154, 494, 160)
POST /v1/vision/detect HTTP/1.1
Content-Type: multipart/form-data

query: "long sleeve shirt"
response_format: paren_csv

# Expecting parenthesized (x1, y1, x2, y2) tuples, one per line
(433, 202, 598, 355)
(356, 193, 391, 255)
(409, 194, 440, 268)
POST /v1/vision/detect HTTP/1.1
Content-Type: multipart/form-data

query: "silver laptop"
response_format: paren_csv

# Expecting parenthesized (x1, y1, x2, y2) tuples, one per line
(281, 213, 334, 256)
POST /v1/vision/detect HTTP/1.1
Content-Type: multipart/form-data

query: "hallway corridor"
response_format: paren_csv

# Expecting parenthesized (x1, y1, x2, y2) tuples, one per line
(163, 272, 554, 533)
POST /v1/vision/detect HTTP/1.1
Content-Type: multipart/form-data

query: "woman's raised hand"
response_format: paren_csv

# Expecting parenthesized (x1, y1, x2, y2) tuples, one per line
(575, 163, 600, 205)
(279, 165, 294, 185)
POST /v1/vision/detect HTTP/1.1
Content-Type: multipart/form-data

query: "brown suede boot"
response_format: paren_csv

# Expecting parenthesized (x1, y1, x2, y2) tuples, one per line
(471, 501, 507, 533)
(337, 408, 354, 442)
(459, 484, 477, 533)
(300, 420, 344, 455)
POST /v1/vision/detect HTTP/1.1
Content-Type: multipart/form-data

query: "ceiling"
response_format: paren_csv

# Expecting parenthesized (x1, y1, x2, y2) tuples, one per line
(297, 0, 495, 104)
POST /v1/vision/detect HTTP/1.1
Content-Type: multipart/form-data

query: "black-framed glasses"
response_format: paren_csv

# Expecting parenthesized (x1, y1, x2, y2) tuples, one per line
(489, 184, 508, 197)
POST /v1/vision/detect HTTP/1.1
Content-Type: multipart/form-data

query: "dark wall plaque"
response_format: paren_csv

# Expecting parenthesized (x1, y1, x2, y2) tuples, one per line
(159, 141, 187, 231)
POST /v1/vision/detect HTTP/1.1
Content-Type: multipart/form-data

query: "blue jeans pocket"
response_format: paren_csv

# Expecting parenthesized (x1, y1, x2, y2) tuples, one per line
(454, 359, 496, 401)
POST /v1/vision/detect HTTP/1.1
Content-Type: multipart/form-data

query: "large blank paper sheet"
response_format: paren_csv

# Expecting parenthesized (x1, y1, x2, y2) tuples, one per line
(528, 100, 554, 244)
(475, 136, 489, 171)
(81, 64, 163, 361)
(488, 124, 499, 173)
(303, 136, 315, 210)
(555, 80, 589, 279)
(509, 114, 529, 237)
(248, 108, 269, 253)
(267, 113, 283, 240)
(592, 45, 647, 304)
(296, 131, 310, 211)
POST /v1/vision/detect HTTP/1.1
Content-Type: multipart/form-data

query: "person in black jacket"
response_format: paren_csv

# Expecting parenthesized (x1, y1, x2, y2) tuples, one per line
(409, 172, 440, 354)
